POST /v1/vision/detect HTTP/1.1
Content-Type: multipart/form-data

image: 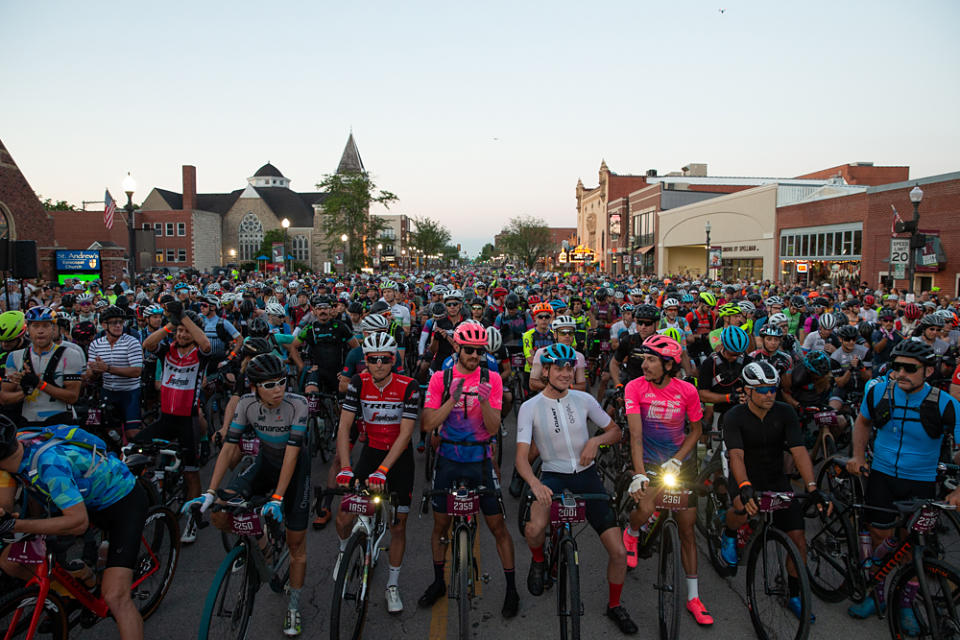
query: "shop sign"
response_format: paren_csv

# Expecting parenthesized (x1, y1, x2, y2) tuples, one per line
(272, 242, 284, 264)
(55, 250, 100, 273)
(796, 262, 808, 273)
(557, 250, 568, 264)
(708, 248, 722, 268)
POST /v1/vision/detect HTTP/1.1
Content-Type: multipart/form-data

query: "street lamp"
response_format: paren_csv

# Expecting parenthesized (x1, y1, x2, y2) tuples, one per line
(122, 172, 136, 276)
(281, 218, 290, 272)
(377, 243, 383, 271)
(401, 248, 406, 270)
(340, 233, 349, 274)
(907, 185, 924, 294)
(704, 220, 712, 280)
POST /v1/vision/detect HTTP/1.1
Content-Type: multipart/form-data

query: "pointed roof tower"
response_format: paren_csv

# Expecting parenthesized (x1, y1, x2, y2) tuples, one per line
(336, 132, 365, 174)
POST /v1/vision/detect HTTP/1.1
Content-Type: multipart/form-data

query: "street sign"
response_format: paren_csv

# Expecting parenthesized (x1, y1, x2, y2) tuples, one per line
(890, 237, 910, 279)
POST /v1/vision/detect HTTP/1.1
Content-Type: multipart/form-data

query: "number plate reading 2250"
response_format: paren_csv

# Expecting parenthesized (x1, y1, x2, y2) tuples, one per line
(230, 512, 264, 536)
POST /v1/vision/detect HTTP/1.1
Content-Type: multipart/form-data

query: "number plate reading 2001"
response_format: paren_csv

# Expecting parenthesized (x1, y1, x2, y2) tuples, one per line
(550, 500, 586, 526)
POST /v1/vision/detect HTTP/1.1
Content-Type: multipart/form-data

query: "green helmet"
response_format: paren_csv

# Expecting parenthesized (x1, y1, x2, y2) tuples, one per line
(699, 291, 717, 307)
(0, 311, 26, 342)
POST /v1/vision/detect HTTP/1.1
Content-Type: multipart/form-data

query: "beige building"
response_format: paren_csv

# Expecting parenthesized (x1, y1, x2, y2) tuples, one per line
(372, 213, 411, 267)
(576, 162, 649, 273)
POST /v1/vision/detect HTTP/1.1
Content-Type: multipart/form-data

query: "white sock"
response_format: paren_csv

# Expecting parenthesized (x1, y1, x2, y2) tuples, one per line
(686, 576, 698, 601)
(625, 526, 639, 538)
(387, 565, 402, 588)
(338, 536, 348, 552)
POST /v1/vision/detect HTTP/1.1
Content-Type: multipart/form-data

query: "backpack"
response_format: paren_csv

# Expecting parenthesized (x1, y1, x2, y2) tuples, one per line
(16, 425, 110, 497)
(866, 381, 952, 440)
(214, 318, 233, 345)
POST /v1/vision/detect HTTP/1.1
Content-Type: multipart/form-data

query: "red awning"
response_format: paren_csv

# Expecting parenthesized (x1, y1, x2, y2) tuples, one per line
(636, 245, 654, 255)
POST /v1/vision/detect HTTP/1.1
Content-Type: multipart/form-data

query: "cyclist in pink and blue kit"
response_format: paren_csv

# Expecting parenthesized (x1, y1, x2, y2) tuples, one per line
(622, 334, 712, 627)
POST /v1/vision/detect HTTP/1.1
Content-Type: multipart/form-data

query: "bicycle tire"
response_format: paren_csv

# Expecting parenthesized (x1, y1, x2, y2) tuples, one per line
(511, 376, 522, 420)
(657, 519, 681, 640)
(316, 413, 332, 463)
(932, 508, 960, 568)
(136, 506, 181, 620)
(558, 537, 581, 640)
(456, 526, 471, 640)
(330, 531, 368, 640)
(693, 457, 731, 577)
(887, 556, 960, 640)
(745, 526, 811, 640)
(424, 434, 436, 483)
(494, 430, 503, 468)
(0, 586, 70, 640)
(804, 502, 857, 603)
(815, 454, 862, 511)
(199, 543, 257, 640)
(307, 416, 320, 459)
(517, 490, 532, 537)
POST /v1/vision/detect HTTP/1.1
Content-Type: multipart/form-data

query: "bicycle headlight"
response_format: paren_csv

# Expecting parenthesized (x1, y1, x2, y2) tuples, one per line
(663, 472, 678, 489)
(373, 496, 381, 504)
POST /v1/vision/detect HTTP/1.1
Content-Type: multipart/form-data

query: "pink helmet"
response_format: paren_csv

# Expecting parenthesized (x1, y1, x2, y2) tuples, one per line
(453, 321, 488, 346)
(640, 334, 682, 363)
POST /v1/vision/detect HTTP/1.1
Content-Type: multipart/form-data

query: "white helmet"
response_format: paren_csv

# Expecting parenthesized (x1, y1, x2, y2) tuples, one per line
(444, 289, 464, 302)
(818, 313, 838, 330)
(551, 315, 577, 330)
(738, 300, 756, 314)
(362, 332, 397, 355)
(742, 361, 780, 387)
(769, 312, 789, 326)
(265, 302, 286, 317)
(486, 326, 502, 353)
(663, 298, 680, 309)
(360, 314, 390, 333)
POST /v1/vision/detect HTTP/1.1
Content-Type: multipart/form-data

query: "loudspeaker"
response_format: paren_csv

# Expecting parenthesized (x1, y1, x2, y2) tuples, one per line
(12, 240, 37, 279)
(0, 239, 8, 271)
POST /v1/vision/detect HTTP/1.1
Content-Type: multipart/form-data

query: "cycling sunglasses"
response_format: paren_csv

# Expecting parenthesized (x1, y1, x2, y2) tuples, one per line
(890, 361, 921, 373)
(548, 360, 576, 369)
(749, 385, 777, 395)
(460, 346, 486, 356)
(258, 379, 287, 390)
(637, 320, 655, 326)
(557, 329, 575, 335)
(365, 354, 394, 365)
(536, 314, 552, 320)
(445, 302, 461, 307)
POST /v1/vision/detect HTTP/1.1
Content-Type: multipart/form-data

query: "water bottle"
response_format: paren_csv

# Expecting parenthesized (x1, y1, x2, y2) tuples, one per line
(96, 541, 110, 571)
(639, 510, 660, 535)
(872, 536, 898, 562)
(858, 529, 874, 568)
(736, 522, 753, 550)
(66, 559, 97, 589)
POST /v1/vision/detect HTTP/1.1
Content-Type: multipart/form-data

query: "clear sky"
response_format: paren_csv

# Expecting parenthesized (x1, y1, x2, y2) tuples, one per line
(2, 0, 958, 255)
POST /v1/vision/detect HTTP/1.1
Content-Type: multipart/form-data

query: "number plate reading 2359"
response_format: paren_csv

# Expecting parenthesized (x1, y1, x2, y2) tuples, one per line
(447, 494, 480, 515)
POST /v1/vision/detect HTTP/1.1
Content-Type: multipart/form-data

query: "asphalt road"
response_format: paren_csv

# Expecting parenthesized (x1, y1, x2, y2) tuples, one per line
(72, 411, 890, 640)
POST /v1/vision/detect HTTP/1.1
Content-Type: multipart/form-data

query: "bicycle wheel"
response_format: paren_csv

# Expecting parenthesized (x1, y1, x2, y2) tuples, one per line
(307, 416, 320, 459)
(558, 538, 581, 640)
(424, 434, 436, 483)
(804, 503, 858, 603)
(199, 543, 257, 640)
(331, 531, 369, 640)
(0, 586, 69, 640)
(456, 526, 471, 640)
(815, 455, 862, 509)
(135, 506, 181, 620)
(745, 526, 810, 640)
(932, 508, 960, 568)
(316, 413, 332, 463)
(693, 458, 731, 577)
(657, 519, 681, 640)
(887, 556, 960, 640)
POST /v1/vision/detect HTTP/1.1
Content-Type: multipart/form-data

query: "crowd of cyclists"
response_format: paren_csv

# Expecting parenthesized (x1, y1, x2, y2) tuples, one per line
(0, 269, 959, 639)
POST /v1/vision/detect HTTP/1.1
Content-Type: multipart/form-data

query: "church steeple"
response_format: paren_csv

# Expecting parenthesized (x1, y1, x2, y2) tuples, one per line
(336, 132, 365, 174)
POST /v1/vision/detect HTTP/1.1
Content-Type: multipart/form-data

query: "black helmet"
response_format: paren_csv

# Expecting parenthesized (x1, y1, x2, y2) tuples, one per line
(878, 308, 897, 321)
(347, 301, 363, 315)
(790, 295, 806, 308)
(368, 301, 390, 315)
(505, 293, 519, 310)
(247, 316, 270, 337)
(430, 302, 446, 318)
(240, 299, 255, 317)
(890, 339, 935, 365)
(242, 337, 274, 358)
(0, 414, 18, 460)
(836, 325, 859, 341)
(246, 353, 286, 384)
(71, 320, 96, 342)
(594, 289, 608, 302)
(99, 305, 125, 323)
(858, 321, 876, 341)
(60, 294, 75, 307)
(634, 304, 660, 321)
(313, 294, 335, 308)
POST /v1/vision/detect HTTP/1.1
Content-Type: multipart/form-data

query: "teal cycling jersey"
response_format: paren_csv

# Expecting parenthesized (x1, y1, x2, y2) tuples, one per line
(16, 439, 136, 511)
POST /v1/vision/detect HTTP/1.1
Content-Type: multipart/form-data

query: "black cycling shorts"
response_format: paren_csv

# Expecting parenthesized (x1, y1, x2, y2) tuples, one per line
(431, 456, 502, 516)
(353, 444, 414, 513)
(305, 368, 338, 394)
(540, 467, 617, 535)
(727, 476, 804, 533)
(226, 448, 312, 532)
(864, 469, 936, 528)
(89, 481, 149, 570)
(146, 414, 198, 470)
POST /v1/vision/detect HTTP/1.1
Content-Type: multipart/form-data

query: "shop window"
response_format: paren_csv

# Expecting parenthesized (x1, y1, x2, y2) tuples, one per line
(854, 230, 862, 256)
(843, 231, 852, 255)
(801, 235, 809, 256)
(825, 233, 833, 256)
(780, 236, 787, 257)
(818, 233, 826, 256)
(834, 232, 842, 253)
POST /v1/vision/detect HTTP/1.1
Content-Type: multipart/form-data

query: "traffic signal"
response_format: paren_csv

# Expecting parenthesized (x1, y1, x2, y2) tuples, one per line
(895, 220, 917, 234)
(910, 233, 926, 249)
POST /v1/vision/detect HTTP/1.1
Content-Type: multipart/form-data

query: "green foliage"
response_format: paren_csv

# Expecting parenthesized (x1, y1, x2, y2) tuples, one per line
(41, 197, 78, 211)
(477, 242, 497, 262)
(316, 171, 396, 270)
(239, 261, 257, 272)
(499, 215, 552, 268)
(410, 216, 452, 259)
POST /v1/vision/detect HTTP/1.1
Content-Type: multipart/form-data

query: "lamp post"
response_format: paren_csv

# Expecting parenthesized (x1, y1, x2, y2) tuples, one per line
(376, 243, 383, 271)
(122, 172, 136, 277)
(281, 218, 290, 273)
(401, 248, 406, 270)
(704, 220, 712, 281)
(340, 233, 349, 274)
(907, 185, 924, 294)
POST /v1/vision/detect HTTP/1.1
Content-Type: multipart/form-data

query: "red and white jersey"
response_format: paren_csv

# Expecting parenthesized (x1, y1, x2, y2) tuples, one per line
(342, 372, 420, 451)
(159, 344, 205, 417)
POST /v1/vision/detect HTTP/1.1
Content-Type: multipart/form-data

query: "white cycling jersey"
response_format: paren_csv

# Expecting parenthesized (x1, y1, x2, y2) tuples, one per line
(516, 390, 612, 474)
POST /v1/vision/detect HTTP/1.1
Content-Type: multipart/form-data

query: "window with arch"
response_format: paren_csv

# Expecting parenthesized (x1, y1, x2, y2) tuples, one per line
(238, 213, 263, 261)
(292, 234, 309, 262)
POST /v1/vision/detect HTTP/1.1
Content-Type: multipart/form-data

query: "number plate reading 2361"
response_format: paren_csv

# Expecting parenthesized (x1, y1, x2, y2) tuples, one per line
(655, 491, 691, 511)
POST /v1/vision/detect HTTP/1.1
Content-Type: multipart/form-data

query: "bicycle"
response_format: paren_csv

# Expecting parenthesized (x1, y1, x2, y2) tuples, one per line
(195, 490, 291, 640)
(325, 483, 398, 640)
(519, 490, 609, 640)
(0, 505, 180, 639)
(122, 438, 186, 514)
(306, 390, 340, 462)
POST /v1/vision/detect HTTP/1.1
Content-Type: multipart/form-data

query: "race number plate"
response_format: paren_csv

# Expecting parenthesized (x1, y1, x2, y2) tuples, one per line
(7, 537, 46, 564)
(758, 492, 793, 512)
(655, 490, 692, 511)
(340, 495, 376, 517)
(229, 512, 264, 537)
(307, 395, 321, 414)
(447, 494, 480, 516)
(86, 408, 102, 426)
(510, 353, 524, 368)
(911, 507, 940, 534)
(550, 500, 586, 526)
(600, 341, 610, 352)
(240, 437, 260, 456)
(814, 411, 839, 428)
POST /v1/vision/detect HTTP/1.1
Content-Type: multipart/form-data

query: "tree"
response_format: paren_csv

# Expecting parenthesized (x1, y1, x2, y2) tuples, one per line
(409, 216, 452, 264)
(40, 197, 77, 211)
(477, 242, 497, 262)
(499, 215, 552, 269)
(316, 171, 395, 271)
(257, 229, 286, 261)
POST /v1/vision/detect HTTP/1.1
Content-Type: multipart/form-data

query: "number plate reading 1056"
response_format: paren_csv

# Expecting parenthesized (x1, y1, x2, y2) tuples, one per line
(550, 500, 586, 525)
(911, 507, 939, 534)
(340, 495, 376, 517)
(229, 512, 264, 537)
(8, 537, 46, 564)
(447, 494, 480, 515)
(655, 490, 691, 511)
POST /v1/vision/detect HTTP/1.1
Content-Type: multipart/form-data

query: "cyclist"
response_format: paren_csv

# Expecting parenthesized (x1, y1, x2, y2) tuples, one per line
(609, 304, 662, 389)
(609, 304, 637, 350)
(200, 294, 242, 360)
(0, 415, 150, 640)
(516, 343, 637, 634)
(522, 302, 556, 386)
(334, 332, 419, 613)
(720, 361, 826, 622)
(801, 312, 840, 355)
(872, 307, 904, 374)
(419, 322, 519, 618)
(685, 291, 717, 362)
(86, 305, 144, 439)
(529, 315, 586, 392)
(623, 334, 711, 626)
(187, 353, 311, 637)
(697, 326, 753, 430)
(1, 306, 84, 426)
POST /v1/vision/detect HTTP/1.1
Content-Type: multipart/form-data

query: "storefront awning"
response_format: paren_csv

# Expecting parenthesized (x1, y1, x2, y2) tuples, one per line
(635, 245, 654, 255)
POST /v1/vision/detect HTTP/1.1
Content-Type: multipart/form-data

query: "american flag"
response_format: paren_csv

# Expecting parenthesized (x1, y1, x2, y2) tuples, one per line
(891, 204, 904, 235)
(104, 189, 116, 229)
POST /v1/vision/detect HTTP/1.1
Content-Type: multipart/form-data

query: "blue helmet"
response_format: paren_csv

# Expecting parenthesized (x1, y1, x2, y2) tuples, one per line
(720, 326, 750, 353)
(550, 299, 567, 312)
(803, 351, 832, 376)
(540, 342, 578, 365)
(25, 306, 56, 323)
